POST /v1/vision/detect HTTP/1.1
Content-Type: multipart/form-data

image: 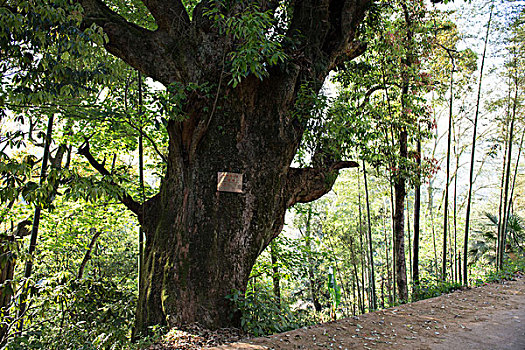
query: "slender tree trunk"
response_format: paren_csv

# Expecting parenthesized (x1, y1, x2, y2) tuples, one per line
(362, 161, 377, 310)
(393, 135, 408, 302)
(448, 217, 453, 280)
(18, 114, 54, 331)
(270, 240, 281, 307)
(351, 267, 357, 316)
(138, 72, 146, 293)
(359, 227, 367, 312)
(454, 167, 458, 283)
(327, 235, 349, 317)
(428, 101, 440, 277)
(390, 183, 397, 303)
(77, 229, 103, 280)
(413, 127, 421, 291)
(383, 206, 393, 306)
(351, 241, 363, 314)
(349, 236, 363, 314)
(357, 170, 367, 312)
(442, 53, 455, 281)
(453, 122, 460, 284)
(379, 274, 385, 309)
(429, 184, 438, 275)
(0, 227, 20, 342)
(304, 206, 322, 313)
(497, 75, 512, 268)
(407, 194, 412, 286)
(499, 63, 520, 268)
(508, 127, 525, 230)
(464, 1, 494, 285)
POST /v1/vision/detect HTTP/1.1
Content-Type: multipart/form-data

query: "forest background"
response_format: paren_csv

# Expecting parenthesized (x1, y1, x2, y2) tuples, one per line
(0, 0, 524, 348)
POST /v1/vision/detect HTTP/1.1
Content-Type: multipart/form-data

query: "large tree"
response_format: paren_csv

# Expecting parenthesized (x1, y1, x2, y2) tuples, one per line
(76, 0, 370, 335)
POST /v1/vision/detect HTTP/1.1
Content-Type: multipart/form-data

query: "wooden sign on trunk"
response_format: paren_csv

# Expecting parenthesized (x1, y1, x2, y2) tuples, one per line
(217, 172, 243, 193)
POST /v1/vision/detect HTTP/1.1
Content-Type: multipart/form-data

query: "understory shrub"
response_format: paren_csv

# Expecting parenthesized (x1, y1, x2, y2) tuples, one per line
(5, 277, 135, 350)
(227, 289, 313, 337)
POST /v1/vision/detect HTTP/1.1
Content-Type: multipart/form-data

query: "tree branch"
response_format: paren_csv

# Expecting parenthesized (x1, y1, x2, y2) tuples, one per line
(142, 0, 190, 31)
(286, 160, 358, 207)
(326, 0, 371, 67)
(77, 228, 102, 279)
(353, 84, 389, 114)
(287, 0, 370, 77)
(77, 141, 142, 216)
(120, 118, 168, 163)
(78, 0, 193, 85)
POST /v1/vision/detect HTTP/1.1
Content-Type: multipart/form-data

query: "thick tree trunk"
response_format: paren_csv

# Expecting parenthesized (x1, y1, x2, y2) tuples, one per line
(136, 81, 302, 330)
(79, 0, 370, 336)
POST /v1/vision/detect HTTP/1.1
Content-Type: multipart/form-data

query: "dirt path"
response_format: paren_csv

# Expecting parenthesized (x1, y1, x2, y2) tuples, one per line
(210, 275, 525, 350)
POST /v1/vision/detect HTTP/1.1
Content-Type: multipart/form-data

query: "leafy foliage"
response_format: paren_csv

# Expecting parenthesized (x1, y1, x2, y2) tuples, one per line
(412, 279, 463, 301)
(204, 0, 288, 87)
(4, 277, 135, 350)
(227, 288, 307, 337)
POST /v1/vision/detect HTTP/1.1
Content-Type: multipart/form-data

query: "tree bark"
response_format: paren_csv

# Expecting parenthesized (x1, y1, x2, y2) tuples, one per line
(406, 195, 411, 285)
(138, 71, 146, 292)
(356, 169, 368, 312)
(382, 205, 393, 306)
(0, 220, 30, 342)
(77, 0, 370, 335)
(393, 131, 408, 302)
(390, 183, 397, 302)
(412, 128, 421, 291)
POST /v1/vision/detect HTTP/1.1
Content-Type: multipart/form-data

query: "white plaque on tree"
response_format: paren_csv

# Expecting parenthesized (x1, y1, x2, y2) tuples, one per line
(217, 172, 243, 193)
